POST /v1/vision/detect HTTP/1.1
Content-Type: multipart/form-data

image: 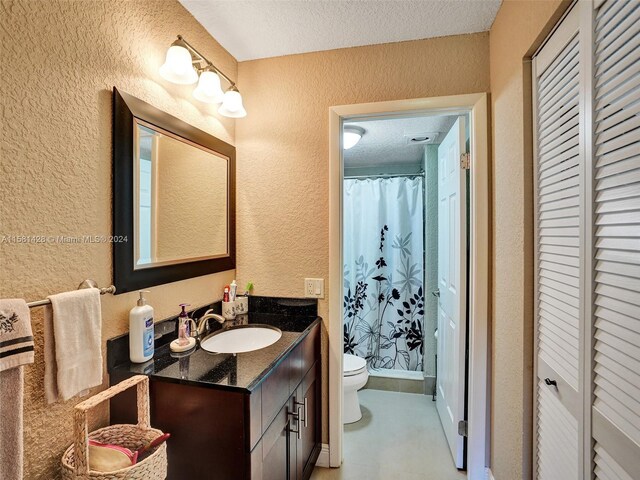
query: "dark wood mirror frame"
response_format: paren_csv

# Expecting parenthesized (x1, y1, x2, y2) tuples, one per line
(112, 87, 236, 293)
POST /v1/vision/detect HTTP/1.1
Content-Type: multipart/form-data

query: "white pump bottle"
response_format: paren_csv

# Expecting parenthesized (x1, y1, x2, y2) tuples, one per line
(129, 290, 155, 363)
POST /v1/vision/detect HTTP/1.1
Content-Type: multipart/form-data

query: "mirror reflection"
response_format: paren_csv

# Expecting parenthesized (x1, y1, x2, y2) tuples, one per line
(134, 120, 229, 269)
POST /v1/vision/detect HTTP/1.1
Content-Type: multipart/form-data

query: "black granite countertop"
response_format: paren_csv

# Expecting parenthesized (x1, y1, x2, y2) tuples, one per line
(107, 297, 320, 393)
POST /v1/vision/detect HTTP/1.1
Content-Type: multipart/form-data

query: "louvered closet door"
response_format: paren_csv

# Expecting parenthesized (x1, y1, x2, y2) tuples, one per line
(532, 5, 583, 479)
(591, 1, 640, 479)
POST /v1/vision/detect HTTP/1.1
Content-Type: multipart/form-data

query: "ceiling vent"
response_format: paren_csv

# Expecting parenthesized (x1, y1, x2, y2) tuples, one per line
(404, 132, 440, 145)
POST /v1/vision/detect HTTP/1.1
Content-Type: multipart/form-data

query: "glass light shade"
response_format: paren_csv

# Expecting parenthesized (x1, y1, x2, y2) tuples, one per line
(218, 89, 247, 118)
(343, 126, 365, 149)
(159, 45, 198, 85)
(193, 71, 224, 104)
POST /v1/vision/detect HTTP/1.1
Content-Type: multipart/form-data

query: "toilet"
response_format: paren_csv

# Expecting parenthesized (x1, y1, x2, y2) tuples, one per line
(343, 354, 369, 424)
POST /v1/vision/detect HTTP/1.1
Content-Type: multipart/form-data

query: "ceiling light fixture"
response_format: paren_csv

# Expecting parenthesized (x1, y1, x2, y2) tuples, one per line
(343, 126, 365, 150)
(160, 35, 246, 118)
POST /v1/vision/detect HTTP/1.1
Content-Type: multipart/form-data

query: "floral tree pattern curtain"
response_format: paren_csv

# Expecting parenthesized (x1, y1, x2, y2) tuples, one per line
(343, 176, 424, 371)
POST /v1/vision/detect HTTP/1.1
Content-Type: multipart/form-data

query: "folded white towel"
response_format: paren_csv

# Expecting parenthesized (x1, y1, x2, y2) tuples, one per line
(0, 299, 34, 371)
(44, 288, 103, 403)
(0, 299, 33, 480)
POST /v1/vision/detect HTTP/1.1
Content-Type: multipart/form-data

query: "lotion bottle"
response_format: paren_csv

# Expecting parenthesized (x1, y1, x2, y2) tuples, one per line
(129, 290, 155, 363)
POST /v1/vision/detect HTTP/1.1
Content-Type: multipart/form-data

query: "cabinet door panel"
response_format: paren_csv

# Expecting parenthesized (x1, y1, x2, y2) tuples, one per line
(299, 364, 319, 475)
(249, 385, 262, 451)
(262, 403, 290, 480)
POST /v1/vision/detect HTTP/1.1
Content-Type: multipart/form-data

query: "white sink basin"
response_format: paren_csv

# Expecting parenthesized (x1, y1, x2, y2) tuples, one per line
(200, 325, 282, 354)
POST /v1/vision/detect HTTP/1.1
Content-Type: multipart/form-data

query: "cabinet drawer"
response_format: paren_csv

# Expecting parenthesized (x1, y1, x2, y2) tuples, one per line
(290, 323, 320, 393)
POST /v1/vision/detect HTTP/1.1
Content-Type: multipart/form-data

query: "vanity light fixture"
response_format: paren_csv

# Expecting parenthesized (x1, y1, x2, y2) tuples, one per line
(343, 125, 365, 150)
(159, 35, 246, 118)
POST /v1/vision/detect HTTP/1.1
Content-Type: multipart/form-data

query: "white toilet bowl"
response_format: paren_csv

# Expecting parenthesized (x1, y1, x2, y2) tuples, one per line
(343, 354, 369, 424)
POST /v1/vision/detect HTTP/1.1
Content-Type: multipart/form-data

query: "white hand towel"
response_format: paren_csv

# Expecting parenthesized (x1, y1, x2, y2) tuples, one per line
(44, 288, 103, 403)
(0, 299, 34, 480)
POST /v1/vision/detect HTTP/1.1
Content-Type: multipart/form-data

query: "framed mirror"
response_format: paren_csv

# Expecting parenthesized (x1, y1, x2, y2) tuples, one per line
(113, 88, 235, 293)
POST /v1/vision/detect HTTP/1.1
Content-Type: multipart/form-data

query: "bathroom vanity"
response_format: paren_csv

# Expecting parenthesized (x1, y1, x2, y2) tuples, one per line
(108, 302, 321, 480)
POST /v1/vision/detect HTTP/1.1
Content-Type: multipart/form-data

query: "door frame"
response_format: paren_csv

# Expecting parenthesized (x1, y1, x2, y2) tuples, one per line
(328, 93, 490, 478)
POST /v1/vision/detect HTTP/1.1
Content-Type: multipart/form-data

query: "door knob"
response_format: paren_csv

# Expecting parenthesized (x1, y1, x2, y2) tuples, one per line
(432, 289, 440, 297)
(544, 378, 557, 387)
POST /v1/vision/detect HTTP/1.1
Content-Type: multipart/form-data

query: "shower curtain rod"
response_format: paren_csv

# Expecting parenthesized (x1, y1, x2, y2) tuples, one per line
(344, 172, 425, 180)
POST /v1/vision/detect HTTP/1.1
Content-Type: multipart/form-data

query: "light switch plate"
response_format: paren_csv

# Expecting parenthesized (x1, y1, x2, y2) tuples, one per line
(304, 278, 325, 298)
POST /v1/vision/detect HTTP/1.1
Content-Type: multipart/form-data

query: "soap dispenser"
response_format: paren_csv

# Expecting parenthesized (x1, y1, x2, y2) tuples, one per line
(129, 290, 155, 363)
(170, 304, 196, 353)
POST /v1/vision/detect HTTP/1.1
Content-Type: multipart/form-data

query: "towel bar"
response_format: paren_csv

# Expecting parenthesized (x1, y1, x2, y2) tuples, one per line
(26, 280, 116, 308)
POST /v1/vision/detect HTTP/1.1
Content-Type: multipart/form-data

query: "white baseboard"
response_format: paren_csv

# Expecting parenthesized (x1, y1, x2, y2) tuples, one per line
(486, 467, 495, 480)
(315, 443, 330, 468)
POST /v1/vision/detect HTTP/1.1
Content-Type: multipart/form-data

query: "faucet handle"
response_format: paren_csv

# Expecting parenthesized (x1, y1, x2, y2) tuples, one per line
(193, 313, 226, 338)
(187, 318, 198, 338)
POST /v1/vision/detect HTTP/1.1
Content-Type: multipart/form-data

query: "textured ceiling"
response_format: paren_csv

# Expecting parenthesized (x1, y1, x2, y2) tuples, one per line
(344, 115, 458, 168)
(179, 0, 502, 61)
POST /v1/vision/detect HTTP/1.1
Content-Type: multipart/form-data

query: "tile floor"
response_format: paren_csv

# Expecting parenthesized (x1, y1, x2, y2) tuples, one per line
(310, 389, 467, 480)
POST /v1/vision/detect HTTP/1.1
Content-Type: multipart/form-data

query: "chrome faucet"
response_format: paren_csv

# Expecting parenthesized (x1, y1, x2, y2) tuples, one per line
(190, 309, 225, 338)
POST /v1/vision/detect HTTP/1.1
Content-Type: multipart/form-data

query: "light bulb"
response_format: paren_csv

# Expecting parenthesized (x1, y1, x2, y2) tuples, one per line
(343, 126, 365, 149)
(218, 88, 247, 118)
(159, 45, 198, 85)
(193, 71, 224, 104)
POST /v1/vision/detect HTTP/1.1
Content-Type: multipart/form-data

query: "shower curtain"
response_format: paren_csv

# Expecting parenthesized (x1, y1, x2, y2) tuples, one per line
(343, 176, 424, 371)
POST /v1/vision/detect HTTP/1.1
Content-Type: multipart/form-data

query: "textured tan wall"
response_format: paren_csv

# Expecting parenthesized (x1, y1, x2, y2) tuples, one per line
(0, 0, 572, 474)
(489, 1, 568, 478)
(235, 33, 490, 443)
(0, 1, 236, 477)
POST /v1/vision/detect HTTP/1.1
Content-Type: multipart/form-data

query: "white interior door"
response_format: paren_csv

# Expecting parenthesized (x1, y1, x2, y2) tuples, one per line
(436, 116, 468, 469)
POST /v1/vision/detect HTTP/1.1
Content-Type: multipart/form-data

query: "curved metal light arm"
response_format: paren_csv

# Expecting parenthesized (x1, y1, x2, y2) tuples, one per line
(176, 34, 236, 88)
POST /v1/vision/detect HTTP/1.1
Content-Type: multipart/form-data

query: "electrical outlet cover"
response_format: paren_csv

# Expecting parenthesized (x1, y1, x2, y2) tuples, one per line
(304, 278, 324, 298)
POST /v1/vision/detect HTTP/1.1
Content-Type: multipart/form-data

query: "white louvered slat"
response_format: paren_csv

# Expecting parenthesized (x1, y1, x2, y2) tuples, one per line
(594, 362, 640, 401)
(536, 380, 579, 480)
(539, 102, 579, 139)
(596, 271, 640, 294)
(594, 443, 635, 480)
(539, 157, 580, 186)
(596, 87, 640, 131)
(596, 155, 640, 180)
(539, 146, 580, 176)
(592, 1, 640, 475)
(595, 143, 639, 169)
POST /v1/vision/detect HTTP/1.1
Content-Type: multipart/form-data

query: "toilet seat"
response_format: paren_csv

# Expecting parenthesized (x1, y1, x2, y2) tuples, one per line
(344, 354, 367, 377)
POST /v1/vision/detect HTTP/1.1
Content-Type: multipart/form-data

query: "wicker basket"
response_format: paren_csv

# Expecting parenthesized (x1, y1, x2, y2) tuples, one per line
(61, 375, 167, 480)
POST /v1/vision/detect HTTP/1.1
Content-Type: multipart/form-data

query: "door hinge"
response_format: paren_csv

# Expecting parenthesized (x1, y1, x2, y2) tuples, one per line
(458, 420, 468, 437)
(460, 153, 470, 170)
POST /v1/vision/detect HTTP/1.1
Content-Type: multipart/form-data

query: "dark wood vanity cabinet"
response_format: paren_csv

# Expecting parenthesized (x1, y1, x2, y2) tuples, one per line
(110, 321, 321, 480)
(257, 361, 320, 480)
(252, 325, 321, 480)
